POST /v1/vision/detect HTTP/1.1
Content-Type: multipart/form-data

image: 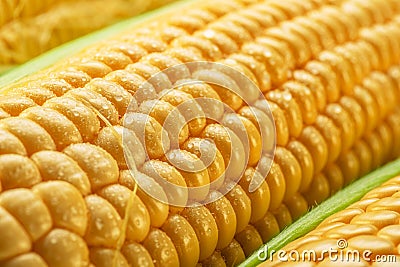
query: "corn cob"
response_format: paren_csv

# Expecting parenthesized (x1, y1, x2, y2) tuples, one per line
(0, 0, 69, 27)
(0, 0, 399, 266)
(259, 175, 400, 267)
(0, 0, 176, 66)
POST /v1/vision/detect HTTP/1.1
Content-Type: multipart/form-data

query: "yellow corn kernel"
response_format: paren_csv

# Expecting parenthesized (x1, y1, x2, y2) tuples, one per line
(31, 151, 91, 195)
(201, 123, 246, 180)
(286, 141, 314, 193)
(0, 95, 36, 116)
(52, 69, 91, 88)
(0, 188, 52, 241)
(0, 252, 47, 267)
(205, 191, 237, 249)
(120, 241, 153, 267)
(221, 239, 246, 266)
(0, 129, 26, 155)
(160, 89, 206, 136)
(0, 207, 32, 260)
(20, 106, 82, 149)
(143, 229, 179, 266)
(239, 168, 271, 223)
(299, 126, 329, 174)
(201, 251, 226, 267)
(34, 228, 89, 267)
(141, 159, 188, 211)
(0, 154, 41, 190)
(63, 143, 119, 192)
(72, 60, 112, 78)
(139, 99, 189, 146)
(119, 170, 169, 228)
(263, 101, 289, 146)
(97, 184, 151, 242)
(266, 90, 303, 138)
(33, 181, 87, 236)
(66, 89, 119, 126)
(161, 214, 200, 266)
(164, 149, 210, 201)
(182, 138, 225, 190)
(95, 126, 145, 169)
(8, 86, 56, 105)
(104, 70, 156, 103)
(323, 163, 344, 195)
(181, 204, 218, 261)
(225, 184, 252, 234)
(84, 195, 121, 247)
(285, 192, 309, 220)
(90, 248, 129, 267)
(235, 224, 263, 257)
(43, 96, 100, 142)
(303, 173, 331, 205)
(272, 204, 293, 231)
(274, 147, 302, 201)
(85, 79, 135, 116)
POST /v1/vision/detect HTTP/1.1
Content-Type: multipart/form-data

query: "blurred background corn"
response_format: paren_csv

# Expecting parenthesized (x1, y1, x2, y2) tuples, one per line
(260, 175, 400, 266)
(0, 0, 399, 266)
(0, 0, 175, 68)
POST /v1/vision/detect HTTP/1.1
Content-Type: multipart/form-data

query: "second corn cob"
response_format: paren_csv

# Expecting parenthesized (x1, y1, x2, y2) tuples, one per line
(0, 0, 176, 66)
(259, 175, 400, 267)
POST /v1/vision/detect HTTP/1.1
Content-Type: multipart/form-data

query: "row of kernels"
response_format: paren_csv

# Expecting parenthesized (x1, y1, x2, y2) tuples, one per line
(248, 68, 400, 237)
(3, 0, 396, 99)
(253, 1, 384, 74)
(308, 19, 400, 102)
(160, 0, 332, 89)
(260, 39, 386, 145)
(184, 62, 400, 253)
(281, 67, 397, 185)
(0, 65, 396, 267)
(3, 0, 392, 116)
(252, 20, 400, 139)
(302, 106, 400, 208)
(190, 0, 310, 58)
(129, 166, 270, 265)
(0, 165, 177, 266)
(2, 138, 148, 266)
(0, 118, 55, 155)
(119, 169, 233, 264)
(360, 25, 400, 72)
(65, 0, 253, 75)
(115, 52, 272, 205)
(191, 197, 290, 265)
(0, 84, 121, 141)
(0, 182, 89, 266)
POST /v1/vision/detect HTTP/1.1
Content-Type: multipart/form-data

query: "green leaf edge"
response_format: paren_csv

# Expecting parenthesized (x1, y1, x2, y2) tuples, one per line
(0, 0, 195, 89)
(240, 158, 400, 267)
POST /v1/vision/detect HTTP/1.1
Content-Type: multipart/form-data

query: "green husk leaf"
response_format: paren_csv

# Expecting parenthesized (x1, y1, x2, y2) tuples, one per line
(0, 65, 17, 76)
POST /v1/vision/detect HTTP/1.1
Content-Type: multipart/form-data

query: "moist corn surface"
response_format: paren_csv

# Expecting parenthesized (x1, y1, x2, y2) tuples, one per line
(259, 175, 400, 266)
(0, 0, 399, 266)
